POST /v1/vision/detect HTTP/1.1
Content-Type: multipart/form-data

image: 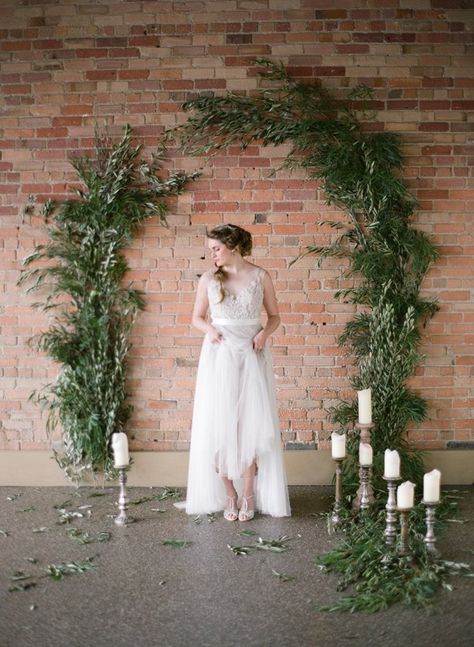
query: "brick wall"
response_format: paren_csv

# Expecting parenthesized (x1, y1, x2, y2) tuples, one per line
(1, 0, 473, 453)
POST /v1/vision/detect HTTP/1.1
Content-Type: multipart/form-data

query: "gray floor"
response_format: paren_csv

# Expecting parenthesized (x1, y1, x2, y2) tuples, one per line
(0, 485, 473, 647)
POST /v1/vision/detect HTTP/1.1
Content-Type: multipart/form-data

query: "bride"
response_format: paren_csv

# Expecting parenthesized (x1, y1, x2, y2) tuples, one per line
(184, 223, 291, 521)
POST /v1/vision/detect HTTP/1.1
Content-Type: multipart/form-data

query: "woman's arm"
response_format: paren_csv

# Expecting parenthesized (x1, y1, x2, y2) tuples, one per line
(191, 273, 222, 343)
(253, 270, 280, 351)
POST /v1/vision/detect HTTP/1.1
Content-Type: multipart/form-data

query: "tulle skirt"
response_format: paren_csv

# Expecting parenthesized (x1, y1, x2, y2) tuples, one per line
(185, 319, 291, 517)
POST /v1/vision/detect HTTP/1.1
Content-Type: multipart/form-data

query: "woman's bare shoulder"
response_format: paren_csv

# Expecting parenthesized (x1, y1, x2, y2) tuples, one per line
(199, 268, 216, 285)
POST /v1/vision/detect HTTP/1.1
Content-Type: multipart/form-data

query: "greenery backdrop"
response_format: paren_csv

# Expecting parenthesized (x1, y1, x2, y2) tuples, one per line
(20, 125, 198, 480)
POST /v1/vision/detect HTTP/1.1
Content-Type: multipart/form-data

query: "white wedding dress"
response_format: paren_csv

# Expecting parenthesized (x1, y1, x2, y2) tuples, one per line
(184, 268, 291, 517)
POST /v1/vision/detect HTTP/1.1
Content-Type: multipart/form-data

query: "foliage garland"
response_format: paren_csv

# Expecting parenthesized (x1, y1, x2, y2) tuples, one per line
(20, 125, 199, 480)
(172, 58, 439, 493)
(166, 60, 472, 612)
(317, 504, 472, 613)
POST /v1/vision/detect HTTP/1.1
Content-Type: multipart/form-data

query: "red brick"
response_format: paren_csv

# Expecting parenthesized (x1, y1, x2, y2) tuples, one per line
(0, 1, 472, 455)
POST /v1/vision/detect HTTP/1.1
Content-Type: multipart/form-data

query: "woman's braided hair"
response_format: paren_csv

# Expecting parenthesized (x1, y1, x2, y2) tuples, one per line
(207, 224, 253, 302)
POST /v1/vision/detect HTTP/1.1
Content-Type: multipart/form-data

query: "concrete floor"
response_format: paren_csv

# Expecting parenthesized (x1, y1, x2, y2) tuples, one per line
(0, 485, 473, 647)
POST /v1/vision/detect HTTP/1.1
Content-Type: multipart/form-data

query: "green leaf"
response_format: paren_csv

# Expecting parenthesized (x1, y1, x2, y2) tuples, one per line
(44, 559, 96, 580)
(271, 569, 296, 582)
(161, 539, 192, 548)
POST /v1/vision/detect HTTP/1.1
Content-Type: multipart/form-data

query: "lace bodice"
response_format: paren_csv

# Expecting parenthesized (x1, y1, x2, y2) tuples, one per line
(207, 269, 264, 320)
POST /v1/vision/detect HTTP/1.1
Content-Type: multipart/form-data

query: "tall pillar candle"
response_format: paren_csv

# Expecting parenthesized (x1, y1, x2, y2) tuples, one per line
(423, 469, 441, 503)
(357, 388, 372, 425)
(397, 481, 415, 509)
(384, 449, 401, 478)
(331, 432, 346, 459)
(359, 442, 373, 466)
(112, 432, 129, 467)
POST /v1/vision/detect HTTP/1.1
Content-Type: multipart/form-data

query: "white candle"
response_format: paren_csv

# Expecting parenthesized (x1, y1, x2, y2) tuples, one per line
(357, 388, 372, 425)
(331, 432, 346, 459)
(397, 481, 415, 509)
(384, 449, 401, 478)
(112, 432, 129, 467)
(359, 442, 373, 466)
(423, 469, 441, 503)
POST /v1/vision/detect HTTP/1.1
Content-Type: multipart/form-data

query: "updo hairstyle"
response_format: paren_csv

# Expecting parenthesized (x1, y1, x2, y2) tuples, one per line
(206, 224, 253, 302)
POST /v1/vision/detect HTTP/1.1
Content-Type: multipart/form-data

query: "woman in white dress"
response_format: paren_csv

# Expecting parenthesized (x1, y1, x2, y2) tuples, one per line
(185, 224, 291, 521)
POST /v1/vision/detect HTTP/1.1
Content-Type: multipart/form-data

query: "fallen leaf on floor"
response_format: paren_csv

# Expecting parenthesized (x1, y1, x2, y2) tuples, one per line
(161, 539, 192, 548)
(11, 571, 32, 581)
(8, 581, 37, 592)
(228, 544, 252, 556)
(271, 569, 296, 582)
(7, 493, 23, 501)
(53, 499, 73, 509)
(56, 509, 84, 524)
(67, 528, 111, 544)
(131, 487, 181, 506)
(228, 535, 290, 556)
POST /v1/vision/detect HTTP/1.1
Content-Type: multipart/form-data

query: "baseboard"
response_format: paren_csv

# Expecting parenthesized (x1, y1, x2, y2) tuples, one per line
(0, 450, 472, 487)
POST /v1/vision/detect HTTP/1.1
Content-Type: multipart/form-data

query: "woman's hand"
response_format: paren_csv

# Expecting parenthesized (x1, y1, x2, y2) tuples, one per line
(252, 330, 267, 352)
(208, 326, 223, 344)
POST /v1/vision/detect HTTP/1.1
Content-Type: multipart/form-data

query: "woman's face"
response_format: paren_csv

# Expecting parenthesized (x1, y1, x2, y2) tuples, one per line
(207, 238, 234, 267)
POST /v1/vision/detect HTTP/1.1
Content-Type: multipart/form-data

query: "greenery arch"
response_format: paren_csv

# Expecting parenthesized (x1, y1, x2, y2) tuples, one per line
(172, 58, 439, 495)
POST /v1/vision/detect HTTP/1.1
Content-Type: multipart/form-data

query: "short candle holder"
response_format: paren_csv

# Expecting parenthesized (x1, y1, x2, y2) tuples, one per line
(397, 508, 412, 558)
(358, 464, 372, 511)
(352, 422, 375, 512)
(331, 457, 344, 527)
(422, 500, 440, 559)
(383, 476, 401, 546)
(115, 465, 135, 526)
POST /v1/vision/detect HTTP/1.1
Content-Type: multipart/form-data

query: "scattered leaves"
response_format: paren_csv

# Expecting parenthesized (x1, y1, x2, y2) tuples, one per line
(228, 535, 290, 556)
(130, 487, 180, 506)
(44, 559, 96, 581)
(67, 527, 111, 544)
(254, 536, 290, 553)
(56, 508, 84, 524)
